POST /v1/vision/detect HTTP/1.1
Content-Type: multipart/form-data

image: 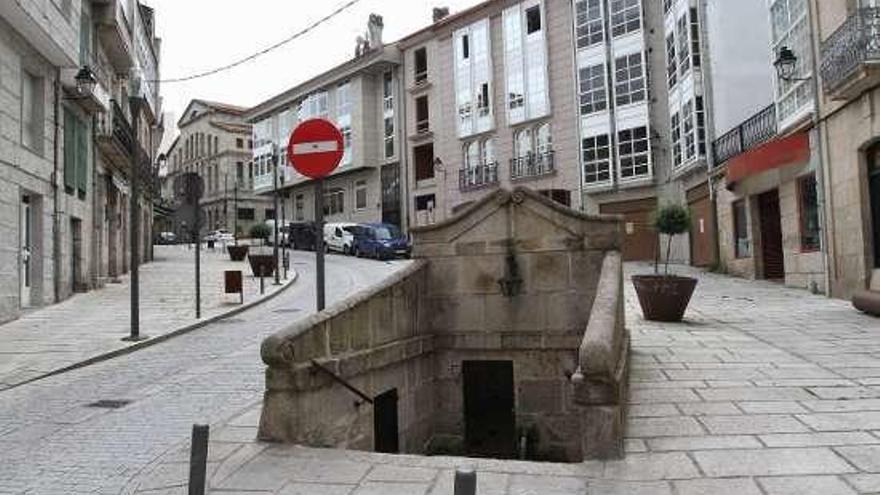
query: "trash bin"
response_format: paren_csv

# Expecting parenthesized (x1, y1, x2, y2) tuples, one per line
(207, 240, 215, 250)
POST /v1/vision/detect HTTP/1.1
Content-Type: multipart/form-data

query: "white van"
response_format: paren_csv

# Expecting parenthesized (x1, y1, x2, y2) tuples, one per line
(323, 222, 358, 254)
(264, 220, 289, 247)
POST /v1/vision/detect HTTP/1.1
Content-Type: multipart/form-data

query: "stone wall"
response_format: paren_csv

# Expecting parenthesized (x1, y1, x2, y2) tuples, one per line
(259, 262, 435, 452)
(413, 188, 624, 461)
(259, 187, 629, 461)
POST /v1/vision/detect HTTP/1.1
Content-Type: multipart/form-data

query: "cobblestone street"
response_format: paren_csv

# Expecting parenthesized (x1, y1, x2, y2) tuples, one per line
(0, 251, 409, 494)
(123, 264, 880, 495)
(0, 244, 293, 390)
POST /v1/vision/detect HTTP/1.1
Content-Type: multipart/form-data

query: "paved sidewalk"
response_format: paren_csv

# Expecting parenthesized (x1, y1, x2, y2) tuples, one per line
(125, 264, 880, 494)
(0, 244, 295, 390)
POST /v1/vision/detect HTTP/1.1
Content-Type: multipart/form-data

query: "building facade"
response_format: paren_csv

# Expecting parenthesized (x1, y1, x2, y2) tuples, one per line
(708, 0, 826, 293)
(247, 18, 406, 232)
(814, 0, 880, 298)
(0, 0, 162, 324)
(165, 100, 269, 239)
(397, 0, 716, 265)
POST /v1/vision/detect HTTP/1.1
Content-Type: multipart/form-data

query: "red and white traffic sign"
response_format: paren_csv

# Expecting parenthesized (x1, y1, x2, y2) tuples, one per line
(287, 118, 344, 179)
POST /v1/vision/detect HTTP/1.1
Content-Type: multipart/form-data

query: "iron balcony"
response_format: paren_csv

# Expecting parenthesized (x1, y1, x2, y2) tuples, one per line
(712, 104, 777, 167)
(510, 151, 556, 181)
(820, 7, 880, 100)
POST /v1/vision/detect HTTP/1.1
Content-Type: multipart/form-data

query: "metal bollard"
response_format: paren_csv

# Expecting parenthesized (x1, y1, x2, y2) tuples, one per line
(188, 424, 209, 495)
(454, 466, 476, 495)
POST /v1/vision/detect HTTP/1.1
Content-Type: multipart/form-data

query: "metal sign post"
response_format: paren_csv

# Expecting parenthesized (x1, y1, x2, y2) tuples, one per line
(315, 178, 325, 311)
(272, 146, 281, 286)
(287, 119, 344, 313)
(174, 173, 205, 320)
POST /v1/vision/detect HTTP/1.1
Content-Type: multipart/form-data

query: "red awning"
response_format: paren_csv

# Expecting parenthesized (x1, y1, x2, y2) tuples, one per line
(726, 132, 811, 184)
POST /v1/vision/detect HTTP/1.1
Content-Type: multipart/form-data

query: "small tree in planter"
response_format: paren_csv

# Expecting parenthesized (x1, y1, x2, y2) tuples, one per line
(632, 204, 697, 322)
(247, 223, 276, 277)
(249, 223, 272, 248)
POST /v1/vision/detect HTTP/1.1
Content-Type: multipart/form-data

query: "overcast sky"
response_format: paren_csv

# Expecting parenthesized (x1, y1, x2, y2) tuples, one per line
(143, 0, 483, 142)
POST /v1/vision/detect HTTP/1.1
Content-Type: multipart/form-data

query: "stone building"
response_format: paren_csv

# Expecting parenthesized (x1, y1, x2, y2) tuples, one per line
(245, 16, 406, 231)
(397, 0, 715, 266)
(165, 100, 270, 238)
(0, 0, 162, 323)
(813, 0, 880, 299)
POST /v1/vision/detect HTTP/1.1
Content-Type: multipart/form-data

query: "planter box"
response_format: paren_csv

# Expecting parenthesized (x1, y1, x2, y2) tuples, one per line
(227, 245, 250, 261)
(248, 254, 276, 278)
(632, 275, 697, 322)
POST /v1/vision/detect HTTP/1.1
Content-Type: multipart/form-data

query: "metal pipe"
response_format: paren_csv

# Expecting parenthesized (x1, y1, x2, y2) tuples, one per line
(273, 147, 280, 285)
(310, 359, 373, 404)
(128, 98, 141, 340)
(806, 0, 833, 297)
(52, 70, 61, 304)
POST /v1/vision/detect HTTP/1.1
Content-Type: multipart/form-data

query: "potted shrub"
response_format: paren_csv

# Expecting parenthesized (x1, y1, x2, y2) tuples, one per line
(227, 235, 249, 261)
(247, 223, 276, 277)
(631, 204, 698, 322)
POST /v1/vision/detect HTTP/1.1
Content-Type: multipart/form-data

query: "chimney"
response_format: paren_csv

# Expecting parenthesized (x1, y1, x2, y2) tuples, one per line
(433, 7, 450, 23)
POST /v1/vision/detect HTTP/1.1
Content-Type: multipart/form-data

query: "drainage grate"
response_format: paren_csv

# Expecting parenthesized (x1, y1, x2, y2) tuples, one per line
(86, 399, 132, 409)
(273, 308, 302, 314)
(214, 318, 245, 324)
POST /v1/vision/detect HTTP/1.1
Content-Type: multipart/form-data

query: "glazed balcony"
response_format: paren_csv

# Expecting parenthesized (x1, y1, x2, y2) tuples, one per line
(94, 0, 135, 72)
(820, 8, 880, 101)
(712, 104, 777, 166)
(96, 100, 135, 170)
(510, 151, 556, 181)
(459, 162, 499, 192)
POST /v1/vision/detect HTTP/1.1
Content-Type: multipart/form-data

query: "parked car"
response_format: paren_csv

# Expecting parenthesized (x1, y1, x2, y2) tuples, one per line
(156, 231, 177, 245)
(205, 229, 234, 243)
(323, 223, 360, 254)
(265, 220, 289, 247)
(352, 223, 410, 259)
(289, 222, 317, 251)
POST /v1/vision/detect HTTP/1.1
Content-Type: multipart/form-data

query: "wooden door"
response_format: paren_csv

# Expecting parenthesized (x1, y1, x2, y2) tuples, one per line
(463, 361, 516, 458)
(758, 190, 785, 280)
(687, 185, 717, 267)
(600, 198, 658, 261)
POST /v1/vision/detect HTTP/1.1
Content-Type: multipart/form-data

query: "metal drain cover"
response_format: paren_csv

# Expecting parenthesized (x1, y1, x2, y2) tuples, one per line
(86, 399, 132, 409)
(273, 308, 302, 314)
(214, 318, 245, 324)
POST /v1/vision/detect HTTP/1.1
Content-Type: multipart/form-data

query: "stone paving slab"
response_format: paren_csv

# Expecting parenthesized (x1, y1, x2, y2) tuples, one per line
(124, 263, 880, 494)
(0, 244, 294, 390)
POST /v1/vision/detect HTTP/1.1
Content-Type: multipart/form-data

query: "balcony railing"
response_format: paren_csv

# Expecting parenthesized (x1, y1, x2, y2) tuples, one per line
(712, 105, 777, 166)
(820, 8, 880, 95)
(510, 151, 556, 181)
(459, 162, 499, 191)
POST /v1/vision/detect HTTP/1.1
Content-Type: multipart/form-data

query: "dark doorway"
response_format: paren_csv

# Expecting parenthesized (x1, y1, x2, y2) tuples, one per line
(71, 218, 83, 292)
(758, 190, 785, 280)
(373, 388, 399, 454)
(462, 360, 516, 458)
(869, 145, 880, 268)
(381, 164, 402, 230)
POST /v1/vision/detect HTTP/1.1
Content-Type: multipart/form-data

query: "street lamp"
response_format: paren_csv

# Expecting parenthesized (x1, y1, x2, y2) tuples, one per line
(774, 46, 809, 82)
(74, 65, 98, 96)
(125, 68, 149, 342)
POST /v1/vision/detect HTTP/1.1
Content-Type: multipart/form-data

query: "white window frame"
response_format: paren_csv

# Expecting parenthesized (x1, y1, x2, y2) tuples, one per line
(582, 133, 612, 186)
(617, 125, 651, 181)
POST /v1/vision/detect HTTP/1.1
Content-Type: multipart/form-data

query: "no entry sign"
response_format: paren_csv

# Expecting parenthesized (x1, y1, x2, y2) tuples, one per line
(287, 118, 344, 179)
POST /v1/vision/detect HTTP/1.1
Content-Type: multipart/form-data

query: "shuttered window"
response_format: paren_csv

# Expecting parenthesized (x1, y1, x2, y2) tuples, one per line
(63, 109, 89, 198)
